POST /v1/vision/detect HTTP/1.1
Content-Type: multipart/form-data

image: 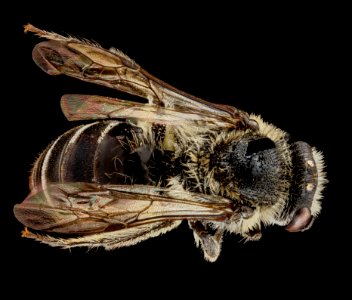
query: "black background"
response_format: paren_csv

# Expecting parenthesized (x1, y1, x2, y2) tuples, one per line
(2, 3, 348, 297)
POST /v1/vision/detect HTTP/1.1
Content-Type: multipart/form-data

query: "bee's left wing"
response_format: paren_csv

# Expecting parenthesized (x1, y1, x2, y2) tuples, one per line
(14, 182, 234, 249)
(25, 24, 258, 131)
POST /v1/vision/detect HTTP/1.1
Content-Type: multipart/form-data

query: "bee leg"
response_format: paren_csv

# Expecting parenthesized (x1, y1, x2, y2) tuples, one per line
(189, 221, 224, 262)
(242, 227, 262, 241)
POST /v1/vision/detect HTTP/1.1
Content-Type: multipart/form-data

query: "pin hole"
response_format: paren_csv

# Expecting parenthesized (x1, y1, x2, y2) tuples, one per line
(246, 138, 276, 156)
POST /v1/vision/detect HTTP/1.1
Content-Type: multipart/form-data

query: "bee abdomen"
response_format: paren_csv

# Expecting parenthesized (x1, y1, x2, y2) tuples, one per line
(30, 120, 148, 190)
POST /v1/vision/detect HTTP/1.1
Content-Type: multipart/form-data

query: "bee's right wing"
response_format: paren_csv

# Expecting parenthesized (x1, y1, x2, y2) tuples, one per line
(25, 24, 258, 131)
(14, 182, 236, 249)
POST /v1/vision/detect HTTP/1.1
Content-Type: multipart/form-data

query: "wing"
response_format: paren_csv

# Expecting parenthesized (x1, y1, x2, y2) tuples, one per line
(61, 94, 239, 128)
(14, 182, 235, 249)
(25, 24, 258, 131)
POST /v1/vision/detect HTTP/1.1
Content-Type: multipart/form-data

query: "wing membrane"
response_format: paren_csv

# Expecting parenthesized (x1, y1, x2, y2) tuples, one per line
(25, 24, 257, 130)
(14, 182, 233, 235)
(61, 94, 238, 127)
(20, 220, 182, 250)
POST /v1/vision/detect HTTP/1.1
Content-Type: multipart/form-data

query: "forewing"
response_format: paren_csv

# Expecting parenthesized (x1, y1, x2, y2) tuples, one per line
(14, 182, 233, 235)
(25, 24, 257, 130)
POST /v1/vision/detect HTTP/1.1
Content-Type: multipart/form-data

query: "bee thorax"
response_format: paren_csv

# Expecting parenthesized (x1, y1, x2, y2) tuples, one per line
(208, 135, 290, 206)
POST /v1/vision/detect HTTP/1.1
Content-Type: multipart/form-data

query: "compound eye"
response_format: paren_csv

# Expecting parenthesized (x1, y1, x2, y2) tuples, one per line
(246, 138, 275, 156)
(286, 207, 312, 232)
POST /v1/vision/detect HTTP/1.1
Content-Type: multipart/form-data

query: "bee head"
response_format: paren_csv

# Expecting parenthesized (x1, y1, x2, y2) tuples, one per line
(282, 142, 327, 232)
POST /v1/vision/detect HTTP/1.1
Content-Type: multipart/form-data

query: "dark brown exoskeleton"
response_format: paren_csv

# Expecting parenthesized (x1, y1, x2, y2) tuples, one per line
(14, 24, 327, 262)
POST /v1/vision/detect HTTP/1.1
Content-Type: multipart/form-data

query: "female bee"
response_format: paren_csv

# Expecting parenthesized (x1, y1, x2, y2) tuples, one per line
(14, 24, 326, 262)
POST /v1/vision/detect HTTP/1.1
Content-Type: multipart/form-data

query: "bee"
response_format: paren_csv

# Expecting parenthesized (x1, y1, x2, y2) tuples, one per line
(14, 24, 327, 262)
